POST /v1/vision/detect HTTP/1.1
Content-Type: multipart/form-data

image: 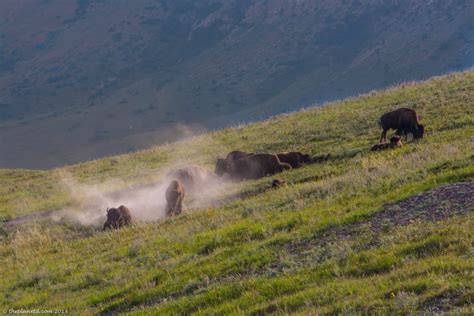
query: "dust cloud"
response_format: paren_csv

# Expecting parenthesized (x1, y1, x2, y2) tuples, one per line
(53, 163, 232, 228)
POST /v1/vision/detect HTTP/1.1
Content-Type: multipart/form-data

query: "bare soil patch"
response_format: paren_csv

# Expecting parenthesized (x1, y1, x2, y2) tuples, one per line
(291, 181, 474, 252)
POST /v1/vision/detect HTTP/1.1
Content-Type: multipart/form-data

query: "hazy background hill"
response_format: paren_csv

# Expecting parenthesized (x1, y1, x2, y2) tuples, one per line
(1, 0, 473, 169)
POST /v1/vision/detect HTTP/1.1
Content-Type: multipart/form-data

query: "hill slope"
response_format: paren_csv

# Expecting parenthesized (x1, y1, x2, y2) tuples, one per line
(0, 70, 473, 314)
(1, 0, 473, 168)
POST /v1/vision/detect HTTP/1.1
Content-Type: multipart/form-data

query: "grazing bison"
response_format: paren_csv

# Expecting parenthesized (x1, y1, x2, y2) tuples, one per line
(215, 150, 254, 176)
(165, 179, 185, 217)
(277, 152, 312, 168)
(379, 108, 424, 143)
(167, 165, 209, 189)
(103, 205, 132, 230)
(228, 153, 292, 180)
(272, 179, 288, 188)
(371, 135, 403, 151)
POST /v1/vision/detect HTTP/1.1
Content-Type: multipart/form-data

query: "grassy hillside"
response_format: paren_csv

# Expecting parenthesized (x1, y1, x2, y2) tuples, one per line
(0, 70, 473, 314)
(1, 0, 473, 168)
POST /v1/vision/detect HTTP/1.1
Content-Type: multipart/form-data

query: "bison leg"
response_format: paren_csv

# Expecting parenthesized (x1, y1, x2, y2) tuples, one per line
(176, 197, 182, 215)
(119, 218, 127, 228)
(380, 130, 388, 143)
(165, 204, 172, 217)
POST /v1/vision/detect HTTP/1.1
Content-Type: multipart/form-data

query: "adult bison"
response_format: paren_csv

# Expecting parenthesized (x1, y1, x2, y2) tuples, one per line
(165, 179, 185, 217)
(379, 108, 424, 143)
(228, 153, 291, 180)
(103, 205, 132, 230)
(277, 152, 312, 168)
(215, 150, 254, 176)
(167, 165, 209, 190)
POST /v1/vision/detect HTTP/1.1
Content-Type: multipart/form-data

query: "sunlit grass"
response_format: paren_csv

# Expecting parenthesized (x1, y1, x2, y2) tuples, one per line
(0, 69, 473, 314)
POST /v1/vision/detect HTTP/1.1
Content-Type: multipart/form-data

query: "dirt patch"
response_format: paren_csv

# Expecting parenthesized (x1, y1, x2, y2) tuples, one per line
(421, 288, 472, 313)
(2, 209, 67, 228)
(291, 181, 474, 252)
(368, 181, 473, 231)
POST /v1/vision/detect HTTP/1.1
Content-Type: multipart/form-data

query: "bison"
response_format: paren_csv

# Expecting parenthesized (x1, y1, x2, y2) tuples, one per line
(165, 179, 185, 217)
(215, 150, 254, 176)
(379, 108, 424, 143)
(272, 179, 288, 188)
(277, 152, 312, 168)
(228, 153, 292, 180)
(371, 135, 403, 151)
(103, 205, 132, 230)
(167, 165, 209, 190)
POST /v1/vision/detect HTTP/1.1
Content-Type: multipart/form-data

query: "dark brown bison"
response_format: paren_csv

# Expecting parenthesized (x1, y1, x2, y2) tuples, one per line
(215, 150, 254, 176)
(277, 152, 312, 168)
(379, 108, 424, 143)
(165, 179, 185, 217)
(167, 165, 209, 189)
(371, 135, 403, 151)
(228, 153, 292, 180)
(226, 150, 254, 161)
(272, 179, 288, 188)
(103, 205, 132, 230)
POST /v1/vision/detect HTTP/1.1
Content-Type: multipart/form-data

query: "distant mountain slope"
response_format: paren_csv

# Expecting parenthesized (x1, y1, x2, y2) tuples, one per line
(1, 0, 473, 168)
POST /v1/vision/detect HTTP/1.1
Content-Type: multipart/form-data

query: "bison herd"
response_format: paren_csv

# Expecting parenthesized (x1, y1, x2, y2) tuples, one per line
(103, 107, 424, 230)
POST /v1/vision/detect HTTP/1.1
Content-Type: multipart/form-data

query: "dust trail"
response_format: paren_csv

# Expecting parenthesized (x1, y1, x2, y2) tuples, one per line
(53, 165, 233, 227)
(4, 130, 241, 228)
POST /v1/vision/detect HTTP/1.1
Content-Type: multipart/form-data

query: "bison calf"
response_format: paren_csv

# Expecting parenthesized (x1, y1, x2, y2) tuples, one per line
(371, 135, 403, 151)
(165, 179, 185, 217)
(272, 179, 288, 188)
(103, 205, 132, 230)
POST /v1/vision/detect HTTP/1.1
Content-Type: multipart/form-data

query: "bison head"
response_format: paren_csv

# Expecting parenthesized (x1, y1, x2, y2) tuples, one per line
(301, 154, 312, 164)
(389, 135, 403, 147)
(214, 158, 227, 176)
(389, 135, 401, 143)
(413, 124, 424, 139)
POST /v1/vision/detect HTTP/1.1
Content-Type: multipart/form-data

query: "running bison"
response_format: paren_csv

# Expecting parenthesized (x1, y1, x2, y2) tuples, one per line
(167, 165, 209, 190)
(277, 152, 312, 168)
(379, 108, 424, 143)
(165, 179, 185, 217)
(215, 150, 254, 176)
(228, 153, 292, 180)
(371, 135, 403, 151)
(103, 205, 132, 230)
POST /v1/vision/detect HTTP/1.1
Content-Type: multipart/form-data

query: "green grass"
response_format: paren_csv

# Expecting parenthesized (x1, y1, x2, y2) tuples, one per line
(0, 70, 473, 314)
